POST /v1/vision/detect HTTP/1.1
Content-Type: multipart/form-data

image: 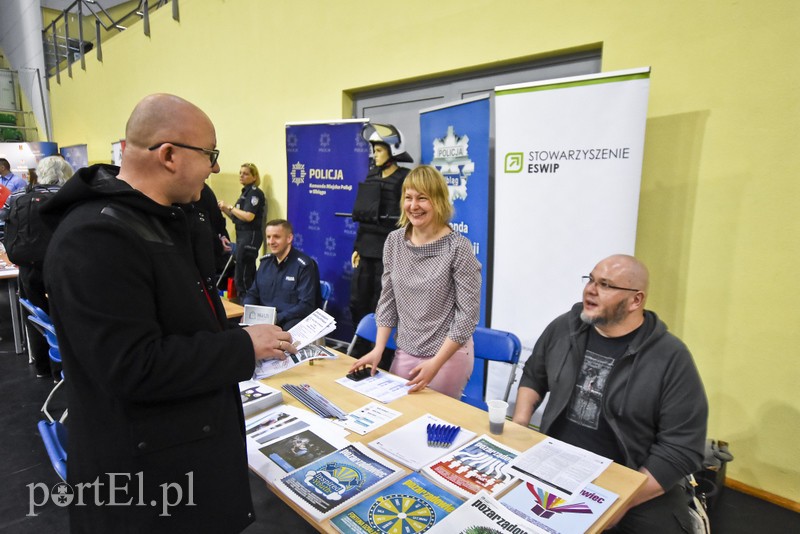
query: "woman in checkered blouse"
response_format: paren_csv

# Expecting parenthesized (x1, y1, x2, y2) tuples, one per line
(348, 165, 482, 398)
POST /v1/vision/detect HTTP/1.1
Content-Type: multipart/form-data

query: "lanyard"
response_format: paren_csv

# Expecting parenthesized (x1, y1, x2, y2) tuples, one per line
(199, 276, 221, 326)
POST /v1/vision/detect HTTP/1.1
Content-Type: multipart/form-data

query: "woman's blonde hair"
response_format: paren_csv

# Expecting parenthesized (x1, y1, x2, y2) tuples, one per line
(398, 165, 453, 228)
(240, 162, 261, 187)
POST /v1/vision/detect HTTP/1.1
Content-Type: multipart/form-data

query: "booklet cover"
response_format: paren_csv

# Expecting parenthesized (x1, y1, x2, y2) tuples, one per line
(245, 405, 350, 482)
(239, 380, 283, 418)
(331, 473, 463, 534)
(421, 434, 519, 499)
(499, 481, 618, 534)
(428, 490, 541, 534)
(275, 443, 405, 521)
(369, 413, 477, 471)
(245, 405, 349, 482)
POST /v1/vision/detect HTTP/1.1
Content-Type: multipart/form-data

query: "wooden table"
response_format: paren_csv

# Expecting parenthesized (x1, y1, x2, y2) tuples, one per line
(221, 298, 244, 320)
(0, 252, 23, 354)
(257, 354, 646, 533)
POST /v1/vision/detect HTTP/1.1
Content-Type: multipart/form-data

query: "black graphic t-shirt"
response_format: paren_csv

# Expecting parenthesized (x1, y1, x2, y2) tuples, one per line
(549, 326, 641, 464)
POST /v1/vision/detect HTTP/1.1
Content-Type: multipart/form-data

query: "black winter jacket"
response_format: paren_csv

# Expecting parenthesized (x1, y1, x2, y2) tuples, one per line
(42, 164, 256, 533)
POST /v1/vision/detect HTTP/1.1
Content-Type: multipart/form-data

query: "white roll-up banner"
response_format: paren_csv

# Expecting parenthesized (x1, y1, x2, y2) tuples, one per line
(491, 68, 651, 413)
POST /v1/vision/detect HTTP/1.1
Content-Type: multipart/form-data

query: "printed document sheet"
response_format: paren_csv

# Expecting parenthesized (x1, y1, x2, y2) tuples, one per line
(507, 437, 611, 502)
(287, 309, 336, 349)
(335, 370, 411, 403)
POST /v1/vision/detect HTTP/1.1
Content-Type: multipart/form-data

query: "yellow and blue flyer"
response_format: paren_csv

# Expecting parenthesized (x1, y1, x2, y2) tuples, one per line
(331, 473, 463, 534)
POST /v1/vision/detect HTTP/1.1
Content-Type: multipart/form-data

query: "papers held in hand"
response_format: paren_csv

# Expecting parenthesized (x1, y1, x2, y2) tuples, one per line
(288, 309, 337, 350)
(241, 307, 336, 350)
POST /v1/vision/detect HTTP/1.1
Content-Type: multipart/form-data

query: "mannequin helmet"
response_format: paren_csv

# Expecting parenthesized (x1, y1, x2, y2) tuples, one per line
(361, 123, 413, 163)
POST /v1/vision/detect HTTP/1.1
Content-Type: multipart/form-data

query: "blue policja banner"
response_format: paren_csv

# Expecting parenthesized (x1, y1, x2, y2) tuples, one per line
(60, 144, 89, 170)
(286, 120, 370, 341)
(419, 96, 490, 326)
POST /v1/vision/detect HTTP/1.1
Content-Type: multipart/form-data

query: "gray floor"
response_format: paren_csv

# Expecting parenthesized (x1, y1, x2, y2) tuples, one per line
(0, 280, 797, 533)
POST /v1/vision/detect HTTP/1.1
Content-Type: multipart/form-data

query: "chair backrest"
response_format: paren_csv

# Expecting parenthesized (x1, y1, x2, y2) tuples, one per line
(20, 297, 51, 322)
(461, 327, 522, 410)
(346, 313, 397, 355)
(320, 280, 332, 311)
(27, 314, 59, 351)
(38, 419, 67, 482)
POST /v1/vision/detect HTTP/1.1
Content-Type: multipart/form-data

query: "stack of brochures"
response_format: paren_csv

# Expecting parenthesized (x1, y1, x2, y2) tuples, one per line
(238, 380, 283, 418)
(245, 404, 350, 483)
(421, 434, 520, 499)
(253, 344, 337, 379)
(274, 443, 404, 521)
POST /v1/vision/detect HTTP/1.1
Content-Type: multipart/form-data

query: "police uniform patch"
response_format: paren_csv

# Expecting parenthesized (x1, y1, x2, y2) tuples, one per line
(251, 196, 259, 206)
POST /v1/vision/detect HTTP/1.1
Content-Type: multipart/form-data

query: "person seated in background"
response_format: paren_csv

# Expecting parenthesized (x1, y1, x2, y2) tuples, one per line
(512, 254, 708, 533)
(242, 219, 320, 330)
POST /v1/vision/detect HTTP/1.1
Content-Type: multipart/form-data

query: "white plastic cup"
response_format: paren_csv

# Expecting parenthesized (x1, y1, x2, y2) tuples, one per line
(487, 399, 509, 435)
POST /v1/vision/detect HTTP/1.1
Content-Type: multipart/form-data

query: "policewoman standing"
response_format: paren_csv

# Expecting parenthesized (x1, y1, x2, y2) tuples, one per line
(219, 162, 266, 297)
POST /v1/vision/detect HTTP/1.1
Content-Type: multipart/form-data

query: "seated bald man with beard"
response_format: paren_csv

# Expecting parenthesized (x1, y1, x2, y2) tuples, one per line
(42, 94, 296, 533)
(512, 254, 708, 533)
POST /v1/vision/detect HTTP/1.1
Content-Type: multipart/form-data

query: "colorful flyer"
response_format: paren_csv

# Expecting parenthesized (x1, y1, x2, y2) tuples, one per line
(331, 473, 463, 534)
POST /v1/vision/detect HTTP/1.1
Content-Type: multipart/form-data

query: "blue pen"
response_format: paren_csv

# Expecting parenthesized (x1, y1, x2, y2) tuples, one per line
(426, 424, 433, 446)
(448, 426, 461, 447)
(442, 426, 452, 447)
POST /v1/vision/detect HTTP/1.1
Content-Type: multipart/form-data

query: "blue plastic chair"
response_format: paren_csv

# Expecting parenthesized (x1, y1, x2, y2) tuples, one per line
(461, 327, 522, 411)
(28, 315, 65, 418)
(346, 313, 397, 355)
(27, 315, 59, 350)
(27, 314, 69, 481)
(20, 298, 53, 364)
(20, 297, 51, 323)
(320, 280, 332, 311)
(37, 419, 68, 482)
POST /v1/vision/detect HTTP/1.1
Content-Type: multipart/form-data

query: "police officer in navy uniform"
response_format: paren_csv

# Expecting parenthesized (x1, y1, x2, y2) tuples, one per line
(349, 124, 412, 368)
(219, 162, 266, 298)
(242, 219, 321, 330)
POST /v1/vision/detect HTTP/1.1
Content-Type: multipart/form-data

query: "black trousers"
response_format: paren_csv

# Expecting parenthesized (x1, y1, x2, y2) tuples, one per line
(234, 230, 262, 297)
(349, 256, 395, 370)
(606, 484, 693, 533)
(19, 263, 57, 378)
(349, 256, 383, 325)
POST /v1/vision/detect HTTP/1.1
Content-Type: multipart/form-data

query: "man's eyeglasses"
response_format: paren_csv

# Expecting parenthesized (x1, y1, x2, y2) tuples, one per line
(582, 275, 640, 292)
(148, 142, 219, 167)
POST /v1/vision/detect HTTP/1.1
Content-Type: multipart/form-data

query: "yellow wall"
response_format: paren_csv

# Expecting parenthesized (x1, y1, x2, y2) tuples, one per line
(48, 0, 800, 502)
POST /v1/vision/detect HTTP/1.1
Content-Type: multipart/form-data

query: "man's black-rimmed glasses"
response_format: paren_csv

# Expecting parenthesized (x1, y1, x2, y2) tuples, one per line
(148, 142, 219, 167)
(582, 275, 640, 292)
